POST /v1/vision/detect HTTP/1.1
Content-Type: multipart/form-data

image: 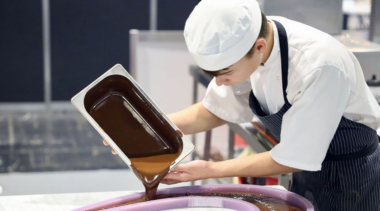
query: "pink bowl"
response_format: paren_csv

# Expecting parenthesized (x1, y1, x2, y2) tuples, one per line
(73, 184, 314, 211)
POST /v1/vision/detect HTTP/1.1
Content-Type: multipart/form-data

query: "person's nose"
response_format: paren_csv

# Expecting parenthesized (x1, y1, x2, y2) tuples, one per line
(215, 76, 229, 86)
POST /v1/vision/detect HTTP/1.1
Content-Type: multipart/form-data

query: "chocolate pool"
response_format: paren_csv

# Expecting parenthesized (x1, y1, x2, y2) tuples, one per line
(73, 184, 314, 211)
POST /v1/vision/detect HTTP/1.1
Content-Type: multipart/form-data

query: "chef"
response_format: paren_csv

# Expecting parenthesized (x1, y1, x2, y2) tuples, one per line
(104, 0, 380, 210)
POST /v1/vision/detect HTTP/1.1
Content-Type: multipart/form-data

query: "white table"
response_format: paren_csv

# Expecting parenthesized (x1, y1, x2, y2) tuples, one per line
(0, 191, 135, 211)
(0, 186, 286, 211)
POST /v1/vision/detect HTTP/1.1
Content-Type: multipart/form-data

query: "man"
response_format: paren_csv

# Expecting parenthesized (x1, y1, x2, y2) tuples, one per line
(105, 0, 380, 210)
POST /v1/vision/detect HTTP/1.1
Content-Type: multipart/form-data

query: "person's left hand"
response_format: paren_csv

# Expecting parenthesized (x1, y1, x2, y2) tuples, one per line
(161, 160, 212, 185)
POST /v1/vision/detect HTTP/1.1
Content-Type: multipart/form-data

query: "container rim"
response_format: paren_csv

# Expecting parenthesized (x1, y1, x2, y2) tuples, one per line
(71, 64, 194, 169)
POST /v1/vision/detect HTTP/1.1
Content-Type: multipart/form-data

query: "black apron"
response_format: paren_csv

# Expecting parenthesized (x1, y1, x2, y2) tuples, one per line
(248, 20, 380, 211)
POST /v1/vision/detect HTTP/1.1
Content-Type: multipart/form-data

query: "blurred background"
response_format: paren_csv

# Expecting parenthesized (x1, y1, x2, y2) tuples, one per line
(0, 0, 380, 196)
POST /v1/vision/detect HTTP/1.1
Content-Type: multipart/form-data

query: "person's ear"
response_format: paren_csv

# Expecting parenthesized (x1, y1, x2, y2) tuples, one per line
(254, 38, 267, 53)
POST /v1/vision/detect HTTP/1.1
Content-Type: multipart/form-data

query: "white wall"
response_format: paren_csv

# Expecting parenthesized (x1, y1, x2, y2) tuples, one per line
(133, 37, 231, 160)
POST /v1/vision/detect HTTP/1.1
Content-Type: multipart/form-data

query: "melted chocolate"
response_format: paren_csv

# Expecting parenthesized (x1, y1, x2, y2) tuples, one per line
(84, 75, 182, 200)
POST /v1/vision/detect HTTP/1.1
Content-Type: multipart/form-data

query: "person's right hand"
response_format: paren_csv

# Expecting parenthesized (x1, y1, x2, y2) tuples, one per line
(103, 140, 117, 155)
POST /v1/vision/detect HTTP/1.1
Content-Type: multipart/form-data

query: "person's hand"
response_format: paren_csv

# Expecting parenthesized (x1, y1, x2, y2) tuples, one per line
(161, 160, 212, 185)
(102, 140, 117, 155)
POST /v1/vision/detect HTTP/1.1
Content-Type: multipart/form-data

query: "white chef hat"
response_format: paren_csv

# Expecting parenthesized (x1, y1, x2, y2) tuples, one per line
(184, 0, 262, 71)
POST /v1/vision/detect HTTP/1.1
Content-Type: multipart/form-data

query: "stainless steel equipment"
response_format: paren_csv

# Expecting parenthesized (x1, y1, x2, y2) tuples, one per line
(71, 64, 194, 172)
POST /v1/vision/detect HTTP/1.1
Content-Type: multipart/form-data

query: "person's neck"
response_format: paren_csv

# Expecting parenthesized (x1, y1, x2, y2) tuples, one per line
(261, 21, 274, 65)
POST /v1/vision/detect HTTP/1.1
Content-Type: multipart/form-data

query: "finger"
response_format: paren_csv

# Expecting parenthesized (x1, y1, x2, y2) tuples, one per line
(161, 179, 180, 185)
(164, 173, 181, 181)
(111, 149, 117, 154)
(160, 179, 171, 184)
(103, 140, 109, 146)
(165, 172, 190, 181)
(171, 164, 188, 173)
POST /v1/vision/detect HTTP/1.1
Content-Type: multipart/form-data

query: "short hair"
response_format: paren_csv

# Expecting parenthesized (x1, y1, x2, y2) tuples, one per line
(245, 12, 268, 58)
(203, 12, 269, 77)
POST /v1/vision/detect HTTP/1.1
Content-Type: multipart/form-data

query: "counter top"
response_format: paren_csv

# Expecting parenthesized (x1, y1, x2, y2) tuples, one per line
(0, 191, 135, 211)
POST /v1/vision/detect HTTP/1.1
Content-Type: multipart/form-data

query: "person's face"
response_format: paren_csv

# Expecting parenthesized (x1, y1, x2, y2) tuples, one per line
(215, 38, 268, 86)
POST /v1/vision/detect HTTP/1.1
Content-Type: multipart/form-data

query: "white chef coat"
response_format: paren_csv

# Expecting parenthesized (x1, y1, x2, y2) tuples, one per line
(202, 16, 380, 171)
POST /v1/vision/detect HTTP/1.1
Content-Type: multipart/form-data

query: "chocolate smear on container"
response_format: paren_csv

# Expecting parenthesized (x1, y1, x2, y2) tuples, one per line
(84, 75, 182, 200)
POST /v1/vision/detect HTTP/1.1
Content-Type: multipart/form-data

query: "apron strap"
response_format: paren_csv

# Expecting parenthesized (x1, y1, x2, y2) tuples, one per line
(272, 20, 289, 104)
(325, 137, 379, 161)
